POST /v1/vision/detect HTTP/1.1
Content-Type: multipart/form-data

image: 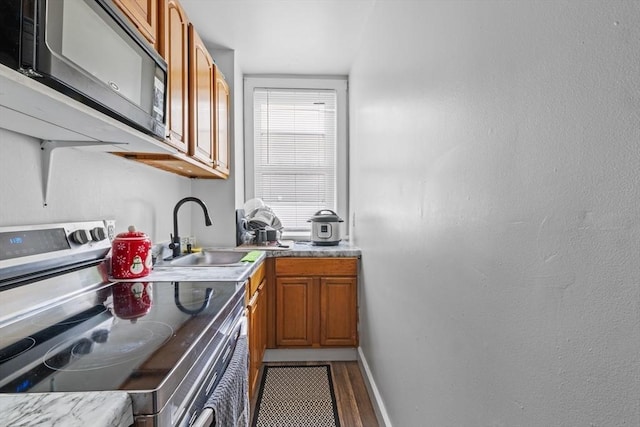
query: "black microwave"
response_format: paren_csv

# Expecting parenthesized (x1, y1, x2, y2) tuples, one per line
(0, 0, 167, 140)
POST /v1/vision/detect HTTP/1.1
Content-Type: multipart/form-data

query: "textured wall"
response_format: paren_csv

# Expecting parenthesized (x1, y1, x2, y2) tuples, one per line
(349, 1, 640, 426)
(0, 128, 190, 241)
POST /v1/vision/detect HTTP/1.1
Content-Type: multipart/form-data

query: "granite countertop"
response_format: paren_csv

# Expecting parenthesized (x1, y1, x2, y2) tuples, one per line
(0, 391, 133, 427)
(239, 240, 361, 258)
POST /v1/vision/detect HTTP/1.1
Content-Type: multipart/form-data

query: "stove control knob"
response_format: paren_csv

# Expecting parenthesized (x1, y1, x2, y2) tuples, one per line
(90, 227, 107, 241)
(74, 338, 94, 355)
(70, 229, 91, 244)
(91, 329, 109, 344)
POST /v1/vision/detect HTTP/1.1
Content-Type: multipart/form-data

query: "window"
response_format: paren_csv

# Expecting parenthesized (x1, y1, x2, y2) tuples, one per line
(244, 76, 348, 238)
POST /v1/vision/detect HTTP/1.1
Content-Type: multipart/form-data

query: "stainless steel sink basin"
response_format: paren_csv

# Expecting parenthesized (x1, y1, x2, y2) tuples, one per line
(167, 250, 250, 267)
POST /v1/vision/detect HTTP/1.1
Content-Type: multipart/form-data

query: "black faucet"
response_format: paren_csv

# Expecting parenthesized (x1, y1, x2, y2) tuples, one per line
(170, 197, 213, 258)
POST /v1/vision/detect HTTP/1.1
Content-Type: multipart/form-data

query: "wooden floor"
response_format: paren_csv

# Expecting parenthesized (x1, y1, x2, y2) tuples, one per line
(250, 361, 379, 427)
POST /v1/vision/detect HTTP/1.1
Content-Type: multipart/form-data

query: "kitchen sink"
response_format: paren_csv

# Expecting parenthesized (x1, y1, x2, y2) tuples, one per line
(166, 250, 250, 267)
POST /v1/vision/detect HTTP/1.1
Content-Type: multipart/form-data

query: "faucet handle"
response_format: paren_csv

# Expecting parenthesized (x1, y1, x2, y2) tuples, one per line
(168, 233, 177, 249)
(168, 233, 181, 258)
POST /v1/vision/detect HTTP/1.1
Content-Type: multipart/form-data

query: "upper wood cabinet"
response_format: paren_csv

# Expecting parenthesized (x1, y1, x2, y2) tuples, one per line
(113, 0, 158, 48)
(214, 66, 230, 176)
(188, 24, 216, 167)
(114, 0, 230, 179)
(162, 0, 189, 152)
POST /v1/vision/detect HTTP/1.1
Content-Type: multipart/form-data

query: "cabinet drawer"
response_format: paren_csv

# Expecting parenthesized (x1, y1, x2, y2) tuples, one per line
(249, 261, 266, 295)
(275, 257, 357, 277)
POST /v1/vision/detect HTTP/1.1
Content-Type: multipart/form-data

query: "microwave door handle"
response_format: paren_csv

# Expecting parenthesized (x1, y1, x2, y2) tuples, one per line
(19, 0, 38, 72)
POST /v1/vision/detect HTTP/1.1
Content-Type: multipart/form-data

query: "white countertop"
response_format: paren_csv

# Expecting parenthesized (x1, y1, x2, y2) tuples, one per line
(110, 251, 267, 283)
(0, 391, 133, 427)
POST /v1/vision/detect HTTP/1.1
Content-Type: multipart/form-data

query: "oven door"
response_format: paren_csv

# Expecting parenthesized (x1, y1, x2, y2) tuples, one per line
(21, 0, 166, 138)
(184, 316, 248, 427)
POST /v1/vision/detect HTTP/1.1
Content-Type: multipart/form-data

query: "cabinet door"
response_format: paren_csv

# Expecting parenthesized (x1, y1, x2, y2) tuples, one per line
(248, 289, 260, 399)
(276, 277, 314, 346)
(113, 0, 158, 48)
(162, 0, 189, 152)
(188, 24, 215, 166)
(320, 277, 358, 346)
(213, 67, 230, 176)
(248, 278, 267, 399)
(258, 278, 268, 358)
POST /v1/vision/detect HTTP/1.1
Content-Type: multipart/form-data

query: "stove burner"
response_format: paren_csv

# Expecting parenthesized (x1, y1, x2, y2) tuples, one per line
(43, 321, 173, 372)
(29, 305, 110, 329)
(0, 337, 35, 363)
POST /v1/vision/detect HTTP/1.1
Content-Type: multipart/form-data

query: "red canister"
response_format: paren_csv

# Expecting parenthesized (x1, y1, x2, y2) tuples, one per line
(112, 282, 153, 321)
(111, 225, 152, 279)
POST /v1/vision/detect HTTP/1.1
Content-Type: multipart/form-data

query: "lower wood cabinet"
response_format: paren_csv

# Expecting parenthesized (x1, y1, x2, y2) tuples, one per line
(246, 256, 358, 397)
(276, 276, 314, 346)
(247, 262, 267, 399)
(320, 276, 358, 346)
(275, 257, 358, 348)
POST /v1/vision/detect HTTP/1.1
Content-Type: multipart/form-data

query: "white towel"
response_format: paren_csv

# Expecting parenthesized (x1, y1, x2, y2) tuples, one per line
(204, 335, 249, 427)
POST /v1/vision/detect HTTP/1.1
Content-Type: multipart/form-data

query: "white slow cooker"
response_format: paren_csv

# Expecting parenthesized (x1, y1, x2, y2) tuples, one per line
(308, 210, 344, 246)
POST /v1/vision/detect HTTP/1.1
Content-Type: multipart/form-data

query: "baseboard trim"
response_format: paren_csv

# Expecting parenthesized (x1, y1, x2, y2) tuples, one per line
(262, 348, 357, 362)
(357, 347, 393, 427)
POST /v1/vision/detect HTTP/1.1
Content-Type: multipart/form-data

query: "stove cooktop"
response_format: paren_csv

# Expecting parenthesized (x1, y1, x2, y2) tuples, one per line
(0, 278, 243, 395)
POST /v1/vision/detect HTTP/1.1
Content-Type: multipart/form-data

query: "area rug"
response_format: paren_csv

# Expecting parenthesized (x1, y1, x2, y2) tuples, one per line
(252, 365, 341, 427)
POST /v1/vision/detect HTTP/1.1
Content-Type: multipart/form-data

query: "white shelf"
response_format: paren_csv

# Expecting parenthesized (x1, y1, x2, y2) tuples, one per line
(0, 63, 176, 154)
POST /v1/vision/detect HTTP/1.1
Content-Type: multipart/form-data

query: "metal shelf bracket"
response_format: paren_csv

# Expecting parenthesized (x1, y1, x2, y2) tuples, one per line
(40, 140, 125, 206)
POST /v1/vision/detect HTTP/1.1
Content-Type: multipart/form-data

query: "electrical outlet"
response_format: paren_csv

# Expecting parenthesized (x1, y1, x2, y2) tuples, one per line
(181, 236, 196, 246)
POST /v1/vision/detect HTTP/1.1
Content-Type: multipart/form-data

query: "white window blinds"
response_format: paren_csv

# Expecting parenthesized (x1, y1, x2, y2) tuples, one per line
(253, 88, 337, 231)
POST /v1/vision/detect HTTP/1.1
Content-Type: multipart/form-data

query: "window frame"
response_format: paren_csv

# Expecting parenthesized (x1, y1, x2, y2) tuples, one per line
(243, 75, 349, 240)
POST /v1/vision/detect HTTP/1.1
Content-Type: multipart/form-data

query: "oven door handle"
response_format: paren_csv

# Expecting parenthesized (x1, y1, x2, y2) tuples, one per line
(191, 408, 214, 427)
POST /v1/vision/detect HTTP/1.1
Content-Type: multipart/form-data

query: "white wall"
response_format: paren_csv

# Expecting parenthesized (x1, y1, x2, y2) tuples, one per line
(0, 128, 190, 240)
(233, 54, 246, 209)
(349, 1, 640, 426)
